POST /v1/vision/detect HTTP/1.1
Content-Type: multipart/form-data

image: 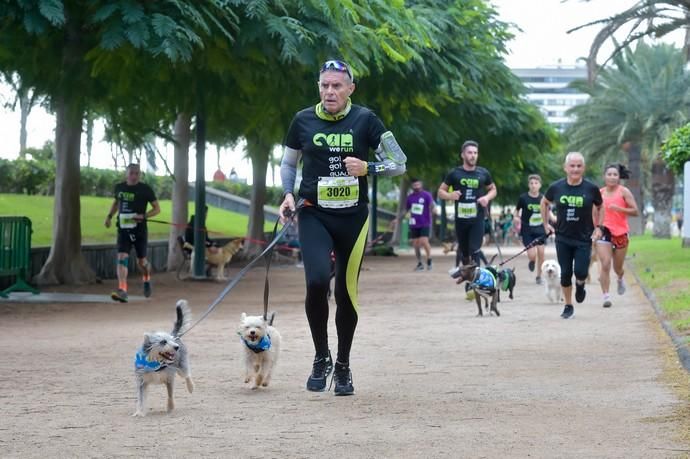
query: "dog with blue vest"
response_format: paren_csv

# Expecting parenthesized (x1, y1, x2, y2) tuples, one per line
(450, 264, 516, 316)
(238, 312, 282, 389)
(133, 300, 194, 416)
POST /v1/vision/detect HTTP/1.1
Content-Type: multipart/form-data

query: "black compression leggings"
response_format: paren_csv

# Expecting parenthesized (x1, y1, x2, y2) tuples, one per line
(555, 239, 591, 287)
(298, 205, 369, 365)
(454, 218, 484, 266)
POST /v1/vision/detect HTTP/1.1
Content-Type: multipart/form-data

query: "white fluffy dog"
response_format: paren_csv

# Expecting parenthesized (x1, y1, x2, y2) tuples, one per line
(541, 259, 562, 303)
(237, 312, 281, 389)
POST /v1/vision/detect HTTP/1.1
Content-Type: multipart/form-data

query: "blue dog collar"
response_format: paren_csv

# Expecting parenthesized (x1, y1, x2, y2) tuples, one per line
(134, 348, 164, 372)
(242, 334, 271, 353)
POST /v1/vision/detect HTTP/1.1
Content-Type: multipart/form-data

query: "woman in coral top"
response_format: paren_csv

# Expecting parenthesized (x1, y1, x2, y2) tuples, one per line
(596, 164, 639, 308)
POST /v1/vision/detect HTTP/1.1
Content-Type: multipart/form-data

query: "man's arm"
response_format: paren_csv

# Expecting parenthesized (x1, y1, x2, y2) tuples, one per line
(592, 203, 604, 240)
(477, 183, 496, 208)
(104, 199, 118, 228)
(147, 200, 161, 219)
(279, 146, 301, 222)
(541, 196, 555, 234)
(438, 182, 460, 201)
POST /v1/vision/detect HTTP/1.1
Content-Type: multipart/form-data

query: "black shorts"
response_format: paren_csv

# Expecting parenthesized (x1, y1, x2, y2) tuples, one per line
(521, 231, 546, 247)
(409, 227, 430, 239)
(117, 228, 148, 258)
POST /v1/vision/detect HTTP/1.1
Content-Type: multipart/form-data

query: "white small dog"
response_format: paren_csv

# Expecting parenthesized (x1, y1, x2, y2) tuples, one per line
(237, 312, 281, 389)
(541, 259, 562, 303)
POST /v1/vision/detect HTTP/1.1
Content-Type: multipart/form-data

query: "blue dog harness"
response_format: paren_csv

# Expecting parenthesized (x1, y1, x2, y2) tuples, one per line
(241, 334, 272, 354)
(471, 268, 497, 291)
(134, 348, 165, 372)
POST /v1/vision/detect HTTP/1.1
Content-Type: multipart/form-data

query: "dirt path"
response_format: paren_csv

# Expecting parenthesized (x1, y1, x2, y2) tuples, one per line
(1, 246, 688, 458)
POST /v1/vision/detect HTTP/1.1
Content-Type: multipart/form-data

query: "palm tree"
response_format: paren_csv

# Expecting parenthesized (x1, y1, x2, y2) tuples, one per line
(569, 0, 690, 82)
(567, 42, 690, 237)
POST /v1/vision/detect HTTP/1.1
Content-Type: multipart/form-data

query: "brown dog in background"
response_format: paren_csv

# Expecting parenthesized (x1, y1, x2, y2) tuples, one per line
(186, 238, 244, 280)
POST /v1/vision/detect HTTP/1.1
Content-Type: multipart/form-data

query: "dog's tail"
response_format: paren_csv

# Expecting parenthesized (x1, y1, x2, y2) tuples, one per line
(172, 300, 193, 337)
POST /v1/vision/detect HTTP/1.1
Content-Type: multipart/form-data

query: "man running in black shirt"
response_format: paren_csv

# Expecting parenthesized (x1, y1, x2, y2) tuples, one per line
(279, 59, 406, 395)
(541, 152, 604, 319)
(105, 163, 160, 302)
(438, 140, 497, 267)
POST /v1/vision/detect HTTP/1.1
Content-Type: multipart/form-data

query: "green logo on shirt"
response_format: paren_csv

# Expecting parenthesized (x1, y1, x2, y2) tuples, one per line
(460, 177, 479, 188)
(527, 203, 541, 212)
(118, 191, 135, 202)
(313, 132, 354, 151)
(559, 195, 584, 207)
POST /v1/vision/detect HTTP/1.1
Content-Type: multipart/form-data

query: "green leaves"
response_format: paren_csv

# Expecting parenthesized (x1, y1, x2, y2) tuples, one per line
(37, 0, 65, 26)
(567, 42, 690, 165)
(662, 122, 690, 175)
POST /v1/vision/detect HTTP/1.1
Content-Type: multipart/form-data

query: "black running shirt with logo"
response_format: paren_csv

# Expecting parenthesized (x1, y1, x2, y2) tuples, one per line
(443, 167, 493, 222)
(516, 192, 546, 236)
(284, 104, 385, 214)
(544, 178, 602, 244)
(113, 182, 157, 231)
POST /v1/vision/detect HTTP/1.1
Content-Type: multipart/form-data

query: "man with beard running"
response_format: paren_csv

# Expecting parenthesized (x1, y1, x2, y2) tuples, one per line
(438, 140, 496, 267)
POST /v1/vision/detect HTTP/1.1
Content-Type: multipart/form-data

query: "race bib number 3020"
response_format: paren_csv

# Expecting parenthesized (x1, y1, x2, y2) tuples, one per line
(317, 176, 359, 209)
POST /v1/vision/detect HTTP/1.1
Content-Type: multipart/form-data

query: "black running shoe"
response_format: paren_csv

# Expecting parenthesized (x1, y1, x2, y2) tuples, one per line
(111, 289, 128, 303)
(306, 351, 333, 392)
(575, 283, 586, 303)
(143, 281, 152, 298)
(561, 304, 574, 319)
(332, 362, 354, 396)
(528, 260, 535, 272)
(414, 262, 424, 271)
(603, 300, 612, 308)
(427, 259, 433, 271)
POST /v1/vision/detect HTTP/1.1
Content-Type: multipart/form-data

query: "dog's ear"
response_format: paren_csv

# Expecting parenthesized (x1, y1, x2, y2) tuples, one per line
(143, 333, 152, 347)
(267, 311, 276, 326)
(240, 312, 247, 321)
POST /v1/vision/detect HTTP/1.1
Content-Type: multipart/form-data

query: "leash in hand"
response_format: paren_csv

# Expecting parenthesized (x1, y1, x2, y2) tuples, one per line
(180, 204, 302, 337)
(498, 232, 553, 267)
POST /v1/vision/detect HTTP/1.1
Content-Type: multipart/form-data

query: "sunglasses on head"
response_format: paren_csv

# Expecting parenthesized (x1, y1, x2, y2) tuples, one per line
(320, 60, 352, 80)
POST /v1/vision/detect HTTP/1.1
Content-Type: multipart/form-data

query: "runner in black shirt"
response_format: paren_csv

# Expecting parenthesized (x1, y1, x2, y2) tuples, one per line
(105, 163, 160, 303)
(279, 59, 406, 395)
(514, 174, 549, 284)
(438, 140, 497, 267)
(541, 152, 604, 319)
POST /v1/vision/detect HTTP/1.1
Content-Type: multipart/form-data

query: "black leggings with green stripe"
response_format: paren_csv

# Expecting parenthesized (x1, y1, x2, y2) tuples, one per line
(298, 205, 369, 365)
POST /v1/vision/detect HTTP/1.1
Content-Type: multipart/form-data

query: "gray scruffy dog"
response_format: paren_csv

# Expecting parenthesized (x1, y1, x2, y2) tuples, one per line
(133, 300, 194, 417)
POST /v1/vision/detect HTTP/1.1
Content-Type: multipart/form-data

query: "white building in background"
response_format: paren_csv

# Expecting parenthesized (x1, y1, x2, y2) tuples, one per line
(512, 65, 589, 132)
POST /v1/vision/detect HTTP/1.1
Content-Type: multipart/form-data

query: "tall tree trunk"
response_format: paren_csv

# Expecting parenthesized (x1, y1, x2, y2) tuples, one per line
(651, 158, 674, 239)
(166, 113, 191, 271)
(85, 114, 94, 167)
(391, 175, 410, 245)
(35, 96, 95, 285)
(18, 90, 30, 155)
(245, 136, 270, 256)
(623, 142, 644, 235)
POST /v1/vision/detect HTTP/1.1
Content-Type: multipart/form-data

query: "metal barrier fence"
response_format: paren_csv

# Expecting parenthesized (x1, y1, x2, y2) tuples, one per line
(0, 216, 39, 297)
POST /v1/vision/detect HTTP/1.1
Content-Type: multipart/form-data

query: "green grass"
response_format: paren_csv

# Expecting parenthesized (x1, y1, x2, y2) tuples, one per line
(0, 194, 274, 247)
(628, 235, 690, 333)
